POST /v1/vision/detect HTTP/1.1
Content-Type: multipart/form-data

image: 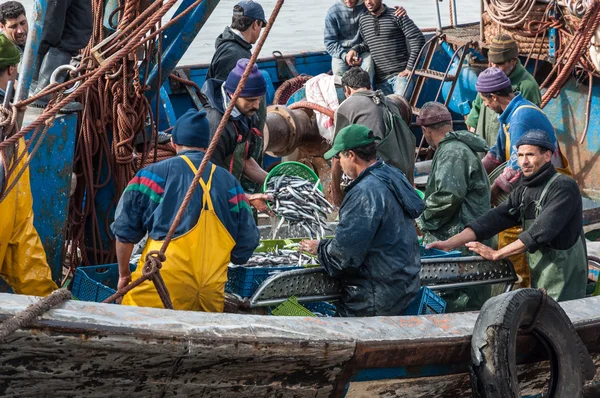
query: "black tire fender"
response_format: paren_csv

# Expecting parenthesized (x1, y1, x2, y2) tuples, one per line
(469, 288, 595, 398)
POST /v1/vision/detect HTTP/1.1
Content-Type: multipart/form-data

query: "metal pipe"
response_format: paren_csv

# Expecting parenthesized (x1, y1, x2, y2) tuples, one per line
(145, 0, 221, 102)
(480, 0, 485, 42)
(451, 0, 458, 27)
(264, 105, 327, 157)
(434, 0, 443, 31)
(14, 0, 47, 103)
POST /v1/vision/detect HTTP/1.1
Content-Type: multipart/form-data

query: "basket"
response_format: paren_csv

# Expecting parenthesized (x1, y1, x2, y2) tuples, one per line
(72, 263, 136, 303)
(488, 161, 509, 206)
(226, 265, 300, 297)
(271, 296, 316, 316)
(263, 161, 322, 193)
(415, 188, 425, 200)
(421, 245, 462, 259)
(403, 287, 446, 315)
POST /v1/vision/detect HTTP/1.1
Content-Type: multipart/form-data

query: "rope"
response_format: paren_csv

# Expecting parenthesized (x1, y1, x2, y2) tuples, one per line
(272, 75, 312, 105)
(0, 289, 71, 340)
(485, 0, 537, 28)
(288, 101, 335, 119)
(103, 0, 287, 305)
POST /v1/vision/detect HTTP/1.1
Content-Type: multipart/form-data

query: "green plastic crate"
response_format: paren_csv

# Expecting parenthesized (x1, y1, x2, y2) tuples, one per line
(271, 296, 316, 317)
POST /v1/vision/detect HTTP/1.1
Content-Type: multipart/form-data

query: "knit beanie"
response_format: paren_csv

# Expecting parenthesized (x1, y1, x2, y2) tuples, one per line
(172, 109, 210, 149)
(475, 67, 512, 93)
(515, 129, 555, 152)
(488, 34, 519, 64)
(225, 58, 267, 97)
(0, 34, 21, 69)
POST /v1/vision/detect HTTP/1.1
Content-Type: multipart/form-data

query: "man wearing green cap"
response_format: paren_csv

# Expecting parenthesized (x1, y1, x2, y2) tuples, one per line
(300, 124, 423, 317)
(466, 35, 541, 148)
(0, 34, 58, 297)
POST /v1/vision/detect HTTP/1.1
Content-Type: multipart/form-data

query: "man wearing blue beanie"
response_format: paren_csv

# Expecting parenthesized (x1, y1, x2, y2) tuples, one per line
(202, 58, 269, 186)
(111, 108, 260, 312)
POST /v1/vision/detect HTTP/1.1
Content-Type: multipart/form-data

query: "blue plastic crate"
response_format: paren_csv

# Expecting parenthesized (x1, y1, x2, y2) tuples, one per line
(403, 287, 446, 315)
(72, 263, 136, 303)
(226, 265, 300, 297)
(420, 245, 462, 259)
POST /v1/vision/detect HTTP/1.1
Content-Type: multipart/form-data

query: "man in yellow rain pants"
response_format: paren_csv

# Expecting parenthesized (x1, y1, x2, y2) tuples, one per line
(0, 33, 57, 296)
(111, 109, 260, 312)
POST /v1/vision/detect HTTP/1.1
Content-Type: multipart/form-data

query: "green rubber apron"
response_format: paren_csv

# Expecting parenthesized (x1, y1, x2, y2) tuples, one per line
(518, 173, 588, 301)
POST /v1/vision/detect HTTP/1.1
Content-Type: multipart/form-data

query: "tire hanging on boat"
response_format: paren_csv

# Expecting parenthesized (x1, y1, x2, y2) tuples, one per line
(469, 289, 595, 398)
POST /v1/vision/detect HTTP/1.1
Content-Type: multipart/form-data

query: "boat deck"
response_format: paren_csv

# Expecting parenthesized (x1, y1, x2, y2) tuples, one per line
(441, 23, 482, 47)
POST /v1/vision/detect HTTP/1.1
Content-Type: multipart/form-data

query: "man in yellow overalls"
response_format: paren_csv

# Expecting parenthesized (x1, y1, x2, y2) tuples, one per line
(111, 109, 260, 311)
(474, 67, 571, 288)
(0, 33, 57, 296)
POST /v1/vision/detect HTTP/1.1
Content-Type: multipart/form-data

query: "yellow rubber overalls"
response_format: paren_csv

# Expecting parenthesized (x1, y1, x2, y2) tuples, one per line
(498, 105, 573, 288)
(0, 138, 58, 296)
(122, 157, 236, 312)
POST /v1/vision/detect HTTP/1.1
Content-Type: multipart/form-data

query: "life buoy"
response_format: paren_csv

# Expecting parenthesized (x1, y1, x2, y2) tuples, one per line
(469, 289, 595, 397)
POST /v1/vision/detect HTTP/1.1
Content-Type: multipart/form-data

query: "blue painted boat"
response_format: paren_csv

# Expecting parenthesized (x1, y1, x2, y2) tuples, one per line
(2, 1, 600, 396)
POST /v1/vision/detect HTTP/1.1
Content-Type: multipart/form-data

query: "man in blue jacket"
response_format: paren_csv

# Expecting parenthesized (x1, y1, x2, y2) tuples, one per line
(112, 109, 260, 312)
(300, 124, 423, 317)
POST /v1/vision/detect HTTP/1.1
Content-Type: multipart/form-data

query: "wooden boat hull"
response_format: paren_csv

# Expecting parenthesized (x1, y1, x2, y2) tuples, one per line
(0, 293, 599, 397)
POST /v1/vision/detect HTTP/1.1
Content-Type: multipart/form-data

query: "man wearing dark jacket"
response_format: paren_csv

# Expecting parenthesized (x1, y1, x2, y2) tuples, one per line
(301, 124, 423, 317)
(202, 58, 268, 185)
(429, 130, 588, 302)
(207, 1, 266, 81)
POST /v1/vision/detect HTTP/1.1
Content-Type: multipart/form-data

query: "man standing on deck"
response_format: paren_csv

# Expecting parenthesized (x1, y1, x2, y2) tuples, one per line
(324, 1, 406, 81)
(112, 109, 259, 312)
(203, 59, 269, 187)
(0, 34, 58, 297)
(428, 130, 588, 302)
(0, 2, 28, 53)
(416, 102, 490, 247)
(300, 124, 423, 317)
(466, 35, 541, 147)
(330, 66, 415, 206)
(207, 1, 266, 81)
(345, 0, 425, 98)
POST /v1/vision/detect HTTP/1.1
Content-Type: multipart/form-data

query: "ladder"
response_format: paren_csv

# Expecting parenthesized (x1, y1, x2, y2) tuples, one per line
(403, 32, 472, 116)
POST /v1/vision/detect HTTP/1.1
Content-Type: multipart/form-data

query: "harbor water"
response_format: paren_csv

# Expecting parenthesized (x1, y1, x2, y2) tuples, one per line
(18, 0, 482, 65)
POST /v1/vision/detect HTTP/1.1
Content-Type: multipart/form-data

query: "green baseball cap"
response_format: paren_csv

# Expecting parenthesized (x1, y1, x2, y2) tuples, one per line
(324, 124, 379, 160)
(0, 34, 20, 69)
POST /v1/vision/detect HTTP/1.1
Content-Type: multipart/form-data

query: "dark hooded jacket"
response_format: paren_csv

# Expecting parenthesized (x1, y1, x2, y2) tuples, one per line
(207, 27, 252, 81)
(318, 161, 424, 317)
(201, 78, 260, 175)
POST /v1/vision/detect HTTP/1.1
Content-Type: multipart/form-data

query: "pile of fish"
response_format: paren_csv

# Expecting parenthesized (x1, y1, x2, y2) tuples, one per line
(244, 247, 316, 267)
(265, 175, 334, 239)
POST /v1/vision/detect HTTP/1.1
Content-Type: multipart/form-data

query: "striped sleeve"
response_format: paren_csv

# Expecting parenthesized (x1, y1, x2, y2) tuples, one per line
(396, 15, 425, 71)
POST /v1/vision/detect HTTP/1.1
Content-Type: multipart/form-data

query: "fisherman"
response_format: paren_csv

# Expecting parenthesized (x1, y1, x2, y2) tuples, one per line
(428, 130, 588, 302)
(112, 109, 260, 312)
(0, 1, 27, 53)
(0, 34, 58, 296)
(466, 35, 541, 147)
(203, 58, 268, 186)
(31, 0, 93, 109)
(324, 0, 406, 81)
(416, 102, 491, 247)
(300, 124, 423, 317)
(330, 66, 415, 206)
(345, 0, 425, 97)
(475, 67, 570, 288)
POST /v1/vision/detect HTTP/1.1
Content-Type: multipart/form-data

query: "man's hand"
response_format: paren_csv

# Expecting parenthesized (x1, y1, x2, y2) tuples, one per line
(465, 241, 499, 261)
(394, 6, 407, 17)
(247, 193, 275, 216)
(345, 50, 361, 66)
(398, 69, 411, 77)
(300, 240, 319, 256)
(426, 240, 454, 252)
(117, 274, 132, 304)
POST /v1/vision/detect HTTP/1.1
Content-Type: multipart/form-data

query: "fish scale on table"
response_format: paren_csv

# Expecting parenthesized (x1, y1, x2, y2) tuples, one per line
(265, 176, 334, 239)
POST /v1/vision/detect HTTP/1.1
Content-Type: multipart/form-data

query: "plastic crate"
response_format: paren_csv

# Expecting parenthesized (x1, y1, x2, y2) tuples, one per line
(271, 296, 316, 317)
(420, 245, 462, 259)
(403, 287, 446, 315)
(226, 265, 300, 297)
(72, 263, 136, 303)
